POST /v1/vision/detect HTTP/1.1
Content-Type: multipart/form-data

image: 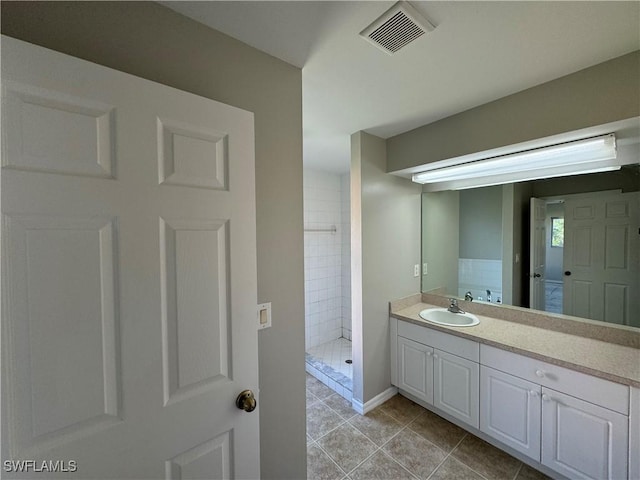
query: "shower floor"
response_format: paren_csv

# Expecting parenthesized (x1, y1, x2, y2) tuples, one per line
(305, 337, 352, 401)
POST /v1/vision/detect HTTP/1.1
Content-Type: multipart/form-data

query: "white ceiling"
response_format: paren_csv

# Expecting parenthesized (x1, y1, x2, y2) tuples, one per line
(163, 1, 640, 174)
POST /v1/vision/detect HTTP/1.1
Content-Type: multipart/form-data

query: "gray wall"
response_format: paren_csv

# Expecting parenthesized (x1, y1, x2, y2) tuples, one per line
(351, 132, 422, 404)
(459, 186, 503, 260)
(500, 183, 533, 307)
(1, 2, 306, 478)
(387, 51, 640, 172)
(422, 191, 460, 295)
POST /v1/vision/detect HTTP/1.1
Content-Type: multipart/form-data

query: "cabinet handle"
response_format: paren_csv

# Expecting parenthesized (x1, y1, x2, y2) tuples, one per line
(542, 393, 551, 402)
(433, 354, 438, 359)
(426, 351, 432, 356)
(535, 369, 545, 378)
(529, 390, 539, 397)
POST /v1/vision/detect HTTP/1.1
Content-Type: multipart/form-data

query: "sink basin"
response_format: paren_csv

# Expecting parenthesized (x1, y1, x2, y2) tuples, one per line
(418, 308, 480, 327)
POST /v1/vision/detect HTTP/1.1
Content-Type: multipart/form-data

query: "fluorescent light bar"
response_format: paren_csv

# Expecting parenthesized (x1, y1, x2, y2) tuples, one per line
(453, 165, 621, 191)
(412, 134, 617, 187)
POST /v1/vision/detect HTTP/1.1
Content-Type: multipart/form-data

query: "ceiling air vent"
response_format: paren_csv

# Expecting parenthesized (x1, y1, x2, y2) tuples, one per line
(360, 1, 435, 54)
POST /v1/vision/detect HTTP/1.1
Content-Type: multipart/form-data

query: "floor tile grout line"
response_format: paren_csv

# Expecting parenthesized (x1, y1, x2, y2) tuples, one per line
(338, 423, 411, 478)
(377, 448, 422, 480)
(512, 462, 524, 480)
(319, 396, 358, 422)
(310, 414, 349, 444)
(311, 440, 349, 478)
(440, 433, 497, 480)
(425, 433, 471, 480)
(377, 424, 427, 479)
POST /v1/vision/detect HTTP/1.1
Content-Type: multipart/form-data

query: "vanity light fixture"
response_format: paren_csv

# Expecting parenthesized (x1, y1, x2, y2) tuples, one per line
(412, 134, 619, 190)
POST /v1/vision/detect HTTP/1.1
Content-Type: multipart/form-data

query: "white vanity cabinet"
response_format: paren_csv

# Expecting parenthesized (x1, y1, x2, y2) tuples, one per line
(390, 316, 635, 480)
(395, 320, 479, 428)
(481, 344, 629, 480)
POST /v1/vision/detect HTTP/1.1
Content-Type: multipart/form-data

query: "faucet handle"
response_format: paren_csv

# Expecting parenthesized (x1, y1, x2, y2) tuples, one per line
(449, 298, 458, 306)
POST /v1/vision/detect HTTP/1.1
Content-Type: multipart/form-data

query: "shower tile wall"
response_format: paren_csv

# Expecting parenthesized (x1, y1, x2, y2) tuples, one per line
(304, 170, 351, 349)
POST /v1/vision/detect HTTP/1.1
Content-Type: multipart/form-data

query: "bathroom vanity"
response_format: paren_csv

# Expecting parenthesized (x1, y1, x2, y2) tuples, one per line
(390, 294, 640, 480)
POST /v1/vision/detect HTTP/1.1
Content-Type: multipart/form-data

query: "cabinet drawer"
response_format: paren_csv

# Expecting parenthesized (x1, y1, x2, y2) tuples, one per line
(398, 320, 479, 362)
(481, 344, 629, 415)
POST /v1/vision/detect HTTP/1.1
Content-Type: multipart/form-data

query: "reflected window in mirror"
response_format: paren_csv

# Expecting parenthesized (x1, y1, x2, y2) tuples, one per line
(550, 217, 564, 248)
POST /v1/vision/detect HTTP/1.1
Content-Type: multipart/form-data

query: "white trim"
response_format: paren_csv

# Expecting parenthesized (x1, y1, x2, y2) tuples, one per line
(351, 386, 398, 415)
(630, 387, 640, 480)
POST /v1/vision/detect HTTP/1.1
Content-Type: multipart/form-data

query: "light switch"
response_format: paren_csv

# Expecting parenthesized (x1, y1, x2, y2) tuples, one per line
(413, 264, 420, 277)
(423, 263, 428, 275)
(257, 302, 272, 330)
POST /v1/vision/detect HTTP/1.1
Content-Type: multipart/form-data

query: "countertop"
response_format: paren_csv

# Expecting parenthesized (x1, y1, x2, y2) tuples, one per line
(391, 300, 640, 388)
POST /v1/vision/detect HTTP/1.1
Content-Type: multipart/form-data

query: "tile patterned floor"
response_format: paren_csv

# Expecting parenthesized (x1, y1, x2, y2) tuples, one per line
(306, 374, 550, 480)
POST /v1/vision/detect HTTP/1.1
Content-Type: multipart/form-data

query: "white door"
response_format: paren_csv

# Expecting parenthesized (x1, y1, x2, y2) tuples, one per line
(541, 388, 628, 480)
(397, 337, 433, 404)
(1, 36, 260, 479)
(529, 198, 547, 311)
(433, 349, 479, 428)
(563, 191, 639, 326)
(480, 366, 541, 462)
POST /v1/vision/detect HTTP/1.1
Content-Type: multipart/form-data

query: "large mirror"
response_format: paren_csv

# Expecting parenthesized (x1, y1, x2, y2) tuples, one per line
(421, 132, 640, 328)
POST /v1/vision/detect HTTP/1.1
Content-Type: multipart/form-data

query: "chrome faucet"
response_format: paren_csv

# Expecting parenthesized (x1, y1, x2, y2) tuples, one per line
(448, 298, 465, 314)
(464, 291, 473, 302)
(486, 289, 492, 302)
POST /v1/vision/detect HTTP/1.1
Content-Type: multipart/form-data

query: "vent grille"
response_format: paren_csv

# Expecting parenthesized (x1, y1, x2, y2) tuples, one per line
(360, 2, 435, 54)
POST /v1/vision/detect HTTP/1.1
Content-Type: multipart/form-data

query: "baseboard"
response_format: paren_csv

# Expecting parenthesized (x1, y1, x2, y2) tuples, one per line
(351, 386, 398, 415)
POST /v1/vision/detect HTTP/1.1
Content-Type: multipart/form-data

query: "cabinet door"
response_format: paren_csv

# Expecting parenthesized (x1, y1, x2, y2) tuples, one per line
(397, 336, 433, 404)
(480, 366, 541, 461)
(434, 349, 479, 428)
(542, 388, 629, 480)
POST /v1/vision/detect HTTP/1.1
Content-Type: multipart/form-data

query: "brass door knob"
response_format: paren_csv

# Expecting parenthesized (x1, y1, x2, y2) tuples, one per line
(235, 389, 257, 412)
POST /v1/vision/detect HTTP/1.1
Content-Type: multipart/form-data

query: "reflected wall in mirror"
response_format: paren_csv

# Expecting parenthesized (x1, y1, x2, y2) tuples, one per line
(421, 164, 640, 328)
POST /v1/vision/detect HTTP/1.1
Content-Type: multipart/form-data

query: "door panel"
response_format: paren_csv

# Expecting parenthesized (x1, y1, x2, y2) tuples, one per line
(3, 214, 121, 456)
(563, 192, 639, 326)
(160, 218, 231, 405)
(1, 36, 258, 478)
(2, 83, 115, 178)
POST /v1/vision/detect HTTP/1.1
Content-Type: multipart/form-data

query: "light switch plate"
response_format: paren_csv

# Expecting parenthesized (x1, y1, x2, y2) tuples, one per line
(257, 302, 272, 330)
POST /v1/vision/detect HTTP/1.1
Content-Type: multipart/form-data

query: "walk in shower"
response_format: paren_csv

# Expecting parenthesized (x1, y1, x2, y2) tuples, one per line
(303, 170, 352, 400)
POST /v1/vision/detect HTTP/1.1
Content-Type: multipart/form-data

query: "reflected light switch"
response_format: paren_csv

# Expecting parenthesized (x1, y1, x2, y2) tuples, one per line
(258, 302, 272, 330)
